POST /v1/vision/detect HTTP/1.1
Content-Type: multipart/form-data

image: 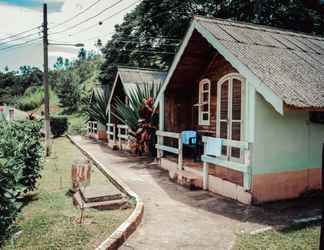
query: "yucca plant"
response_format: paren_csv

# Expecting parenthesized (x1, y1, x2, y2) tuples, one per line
(112, 82, 162, 131)
(85, 88, 110, 126)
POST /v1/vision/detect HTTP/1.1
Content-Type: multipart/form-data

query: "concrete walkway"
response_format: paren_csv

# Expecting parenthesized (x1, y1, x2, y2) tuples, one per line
(72, 136, 321, 250)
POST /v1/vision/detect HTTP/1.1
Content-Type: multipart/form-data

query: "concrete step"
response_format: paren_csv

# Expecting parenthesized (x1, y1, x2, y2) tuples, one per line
(175, 170, 202, 190)
(80, 185, 123, 203)
(73, 191, 128, 210)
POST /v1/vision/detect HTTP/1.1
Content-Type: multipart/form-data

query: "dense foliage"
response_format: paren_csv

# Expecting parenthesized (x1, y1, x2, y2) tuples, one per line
(0, 120, 43, 244)
(50, 115, 69, 137)
(100, 0, 324, 86)
(85, 87, 110, 126)
(15, 86, 44, 111)
(0, 66, 43, 105)
(113, 83, 161, 131)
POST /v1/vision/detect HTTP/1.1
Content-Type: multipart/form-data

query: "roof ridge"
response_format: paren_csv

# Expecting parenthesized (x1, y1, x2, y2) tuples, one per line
(194, 16, 324, 41)
(117, 65, 167, 74)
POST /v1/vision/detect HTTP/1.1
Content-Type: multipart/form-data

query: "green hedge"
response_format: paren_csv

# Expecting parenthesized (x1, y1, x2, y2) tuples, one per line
(50, 116, 68, 137)
(0, 120, 43, 244)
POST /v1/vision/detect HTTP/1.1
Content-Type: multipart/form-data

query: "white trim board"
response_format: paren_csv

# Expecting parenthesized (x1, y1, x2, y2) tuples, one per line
(154, 18, 284, 115)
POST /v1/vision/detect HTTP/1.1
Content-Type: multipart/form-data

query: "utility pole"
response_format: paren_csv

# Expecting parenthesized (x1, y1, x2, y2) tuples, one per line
(43, 3, 51, 156)
(321, 143, 324, 250)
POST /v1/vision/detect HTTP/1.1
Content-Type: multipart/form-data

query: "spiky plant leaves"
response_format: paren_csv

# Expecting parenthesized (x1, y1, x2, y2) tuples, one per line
(86, 88, 110, 126)
(112, 82, 162, 131)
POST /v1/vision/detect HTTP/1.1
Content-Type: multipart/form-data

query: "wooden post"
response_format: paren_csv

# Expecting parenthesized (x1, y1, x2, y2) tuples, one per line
(203, 161, 209, 190)
(113, 125, 116, 144)
(320, 143, 324, 250)
(118, 126, 122, 150)
(43, 3, 51, 156)
(157, 134, 161, 159)
(178, 135, 183, 170)
(159, 93, 165, 158)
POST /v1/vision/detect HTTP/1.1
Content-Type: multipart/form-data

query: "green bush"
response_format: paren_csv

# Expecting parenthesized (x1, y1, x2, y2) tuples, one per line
(0, 159, 20, 243)
(50, 116, 68, 137)
(0, 120, 43, 245)
(16, 86, 44, 111)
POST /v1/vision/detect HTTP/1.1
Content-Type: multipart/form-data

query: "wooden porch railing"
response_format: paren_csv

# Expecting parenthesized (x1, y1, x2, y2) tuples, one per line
(117, 124, 129, 150)
(106, 123, 116, 144)
(87, 121, 98, 136)
(156, 130, 183, 170)
(201, 136, 251, 191)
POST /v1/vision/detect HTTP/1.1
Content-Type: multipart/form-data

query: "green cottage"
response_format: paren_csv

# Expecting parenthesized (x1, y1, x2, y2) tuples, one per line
(155, 16, 324, 204)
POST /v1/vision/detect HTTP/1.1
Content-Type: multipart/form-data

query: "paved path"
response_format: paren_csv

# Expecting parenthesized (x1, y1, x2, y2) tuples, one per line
(72, 136, 320, 250)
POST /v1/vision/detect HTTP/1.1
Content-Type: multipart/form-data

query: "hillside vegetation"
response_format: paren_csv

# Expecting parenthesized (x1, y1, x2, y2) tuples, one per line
(0, 49, 102, 131)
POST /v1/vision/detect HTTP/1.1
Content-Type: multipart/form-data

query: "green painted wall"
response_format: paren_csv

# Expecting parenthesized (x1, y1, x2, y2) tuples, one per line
(252, 93, 324, 175)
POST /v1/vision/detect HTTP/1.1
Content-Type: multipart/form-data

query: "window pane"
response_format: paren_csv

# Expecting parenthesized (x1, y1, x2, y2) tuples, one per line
(231, 122, 241, 141)
(202, 113, 209, 121)
(222, 145, 228, 156)
(203, 92, 209, 102)
(232, 79, 242, 120)
(220, 121, 227, 139)
(202, 104, 208, 112)
(203, 82, 209, 91)
(231, 147, 241, 158)
(220, 81, 229, 120)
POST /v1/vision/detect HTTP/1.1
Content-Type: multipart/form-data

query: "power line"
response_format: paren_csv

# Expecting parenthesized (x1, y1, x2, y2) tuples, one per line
(0, 31, 41, 47)
(0, 26, 41, 43)
(50, 0, 104, 30)
(67, 0, 141, 37)
(0, 37, 41, 52)
(49, 0, 125, 36)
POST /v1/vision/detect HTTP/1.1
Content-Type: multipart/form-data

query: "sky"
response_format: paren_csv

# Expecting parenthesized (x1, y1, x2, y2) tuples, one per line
(0, 0, 139, 71)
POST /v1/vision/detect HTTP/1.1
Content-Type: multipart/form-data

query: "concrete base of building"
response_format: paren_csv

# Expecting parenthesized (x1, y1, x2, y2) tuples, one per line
(251, 168, 321, 203)
(160, 158, 252, 205)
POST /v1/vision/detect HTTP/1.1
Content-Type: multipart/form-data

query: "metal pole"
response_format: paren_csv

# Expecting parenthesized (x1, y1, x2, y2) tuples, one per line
(43, 3, 51, 156)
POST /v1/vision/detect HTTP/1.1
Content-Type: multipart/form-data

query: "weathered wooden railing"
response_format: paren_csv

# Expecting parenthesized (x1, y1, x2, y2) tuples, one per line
(117, 124, 129, 150)
(87, 121, 98, 136)
(156, 130, 183, 170)
(201, 136, 251, 191)
(106, 123, 116, 144)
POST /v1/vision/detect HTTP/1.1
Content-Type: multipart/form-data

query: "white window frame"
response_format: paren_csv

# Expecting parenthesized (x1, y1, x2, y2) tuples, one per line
(198, 78, 211, 126)
(216, 73, 245, 161)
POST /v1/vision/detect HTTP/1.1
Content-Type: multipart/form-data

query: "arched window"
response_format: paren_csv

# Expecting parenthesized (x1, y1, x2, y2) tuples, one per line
(217, 73, 245, 159)
(198, 79, 211, 126)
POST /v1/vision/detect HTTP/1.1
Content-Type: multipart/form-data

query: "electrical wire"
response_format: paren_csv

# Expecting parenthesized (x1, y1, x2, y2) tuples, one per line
(0, 31, 41, 47)
(50, 0, 104, 30)
(49, 0, 125, 36)
(0, 37, 42, 52)
(67, 0, 140, 37)
(0, 26, 41, 42)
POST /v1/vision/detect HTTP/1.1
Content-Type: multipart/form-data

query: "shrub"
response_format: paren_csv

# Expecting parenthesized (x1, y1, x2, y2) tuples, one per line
(0, 121, 43, 192)
(50, 115, 68, 137)
(16, 86, 44, 111)
(0, 159, 20, 243)
(0, 120, 43, 245)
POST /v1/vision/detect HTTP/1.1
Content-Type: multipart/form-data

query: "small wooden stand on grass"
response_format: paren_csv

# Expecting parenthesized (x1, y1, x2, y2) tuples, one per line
(71, 159, 92, 224)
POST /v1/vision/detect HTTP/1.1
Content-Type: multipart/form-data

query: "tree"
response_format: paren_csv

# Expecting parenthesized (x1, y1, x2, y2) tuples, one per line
(54, 57, 64, 70)
(99, 0, 324, 87)
(56, 71, 81, 113)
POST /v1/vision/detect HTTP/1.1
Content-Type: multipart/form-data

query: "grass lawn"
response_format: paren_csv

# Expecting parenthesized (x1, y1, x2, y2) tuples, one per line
(68, 113, 87, 135)
(3, 137, 132, 250)
(234, 222, 320, 250)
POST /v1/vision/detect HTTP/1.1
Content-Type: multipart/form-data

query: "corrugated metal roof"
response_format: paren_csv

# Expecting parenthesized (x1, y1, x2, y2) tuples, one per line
(196, 17, 324, 108)
(118, 67, 167, 97)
